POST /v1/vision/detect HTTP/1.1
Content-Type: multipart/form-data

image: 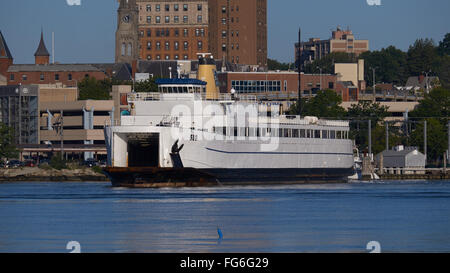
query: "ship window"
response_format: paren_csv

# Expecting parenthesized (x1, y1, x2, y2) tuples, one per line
(314, 130, 321, 139)
(293, 129, 299, 138)
(306, 129, 311, 138)
(283, 128, 289, 138)
(234, 127, 238, 137)
(337, 131, 342, 139)
(322, 130, 328, 139)
(300, 129, 306, 138)
(330, 130, 336, 139)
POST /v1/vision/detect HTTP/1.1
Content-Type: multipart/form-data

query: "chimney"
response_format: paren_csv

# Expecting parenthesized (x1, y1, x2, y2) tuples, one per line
(131, 60, 137, 80)
(419, 74, 425, 84)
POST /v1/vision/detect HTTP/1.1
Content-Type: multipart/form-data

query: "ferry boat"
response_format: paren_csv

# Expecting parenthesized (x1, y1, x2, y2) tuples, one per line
(103, 54, 355, 187)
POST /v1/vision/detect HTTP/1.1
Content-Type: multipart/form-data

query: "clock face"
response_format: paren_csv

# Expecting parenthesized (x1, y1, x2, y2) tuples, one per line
(122, 15, 131, 23)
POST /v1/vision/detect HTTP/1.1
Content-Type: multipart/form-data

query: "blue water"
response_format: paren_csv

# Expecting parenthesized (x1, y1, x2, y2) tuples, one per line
(0, 181, 450, 253)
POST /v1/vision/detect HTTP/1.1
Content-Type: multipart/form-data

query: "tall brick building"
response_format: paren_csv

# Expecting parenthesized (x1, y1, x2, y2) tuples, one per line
(208, 0, 267, 67)
(115, 0, 267, 67)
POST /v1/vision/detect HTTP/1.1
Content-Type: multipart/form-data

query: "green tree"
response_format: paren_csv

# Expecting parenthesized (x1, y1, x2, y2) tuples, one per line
(134, 78, 159, 93)
(0, 122, 18, 161)
(346, 101, 390, 152)
(410, 118, 447, 165)
(410, 87, 450, 121)
(360, 46, 408, 86)
(287, 90, 346, 118)
(438, 33, 450, 56)
(78, 77, 112, 100)
(435, 55, 450, 89)
(268, 58, 295, 71)
(407, 38, 439, 76)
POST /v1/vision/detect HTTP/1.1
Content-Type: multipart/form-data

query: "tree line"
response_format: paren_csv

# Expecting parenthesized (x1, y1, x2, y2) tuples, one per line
(288, 86, 449, 166)
(269, 33, 450, 88)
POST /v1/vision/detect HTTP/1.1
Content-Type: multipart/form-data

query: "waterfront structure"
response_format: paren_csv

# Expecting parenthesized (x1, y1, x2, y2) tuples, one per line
(208, 0, 267, 67)
(0, 85, 39, 145)
(375, 146, 426, 173)
(295, 27, 369, 67)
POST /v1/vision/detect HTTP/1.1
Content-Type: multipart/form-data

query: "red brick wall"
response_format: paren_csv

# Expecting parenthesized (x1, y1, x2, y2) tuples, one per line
(7, 71, 107, 86)
(35, 56, 49, 65)
(0, 58, 13, 77)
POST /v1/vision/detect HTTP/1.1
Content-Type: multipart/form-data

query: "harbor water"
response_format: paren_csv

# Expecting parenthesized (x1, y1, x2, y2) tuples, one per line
(0, 180, 449, 253)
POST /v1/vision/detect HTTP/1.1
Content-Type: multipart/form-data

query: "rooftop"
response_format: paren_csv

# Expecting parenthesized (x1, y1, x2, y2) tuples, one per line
(0, 31, 13, 59)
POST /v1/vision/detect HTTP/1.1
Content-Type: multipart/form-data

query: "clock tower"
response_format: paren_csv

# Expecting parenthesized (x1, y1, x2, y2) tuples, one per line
(115, 0, 139, 63)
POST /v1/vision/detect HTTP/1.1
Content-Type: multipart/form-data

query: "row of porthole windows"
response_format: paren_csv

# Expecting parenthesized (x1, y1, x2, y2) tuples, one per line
(212, 127, 350, 139)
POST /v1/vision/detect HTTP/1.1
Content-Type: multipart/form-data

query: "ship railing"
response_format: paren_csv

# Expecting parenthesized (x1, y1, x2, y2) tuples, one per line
(127, 92, 257, 103)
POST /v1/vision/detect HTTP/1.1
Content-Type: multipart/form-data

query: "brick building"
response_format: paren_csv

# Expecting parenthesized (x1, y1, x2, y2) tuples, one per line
(296, 27, 369, 67)
(136, 0, 209, 61)
(217, 71, 338, 98)
(208, 0, 267, 67)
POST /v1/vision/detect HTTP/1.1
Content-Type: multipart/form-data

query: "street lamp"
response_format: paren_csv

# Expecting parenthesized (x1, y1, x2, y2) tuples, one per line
(370, 67, 377, 102)
(422, 70, 432, 94)
(316, 66, 323, 90)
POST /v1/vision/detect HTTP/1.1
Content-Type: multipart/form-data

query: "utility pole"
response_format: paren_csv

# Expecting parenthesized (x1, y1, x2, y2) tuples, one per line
(61, 110, 64, 160)
(317, 66, 323, 90)
(370, 67, 376, 102)
(297, 27, 302, 115)
(385, 121, 389, 151)
(424, 120, 427, 165)
(368, 119, 372, 158)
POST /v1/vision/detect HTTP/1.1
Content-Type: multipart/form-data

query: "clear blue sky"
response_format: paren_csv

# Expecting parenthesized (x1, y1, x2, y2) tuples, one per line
(0, 0, 449, 64)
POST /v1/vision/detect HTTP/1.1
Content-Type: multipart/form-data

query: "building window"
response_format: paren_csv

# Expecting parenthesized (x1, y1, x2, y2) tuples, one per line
(40, 74, 44, 81)
(236, 56, 239, 63)
(85, 74, 89, 78)
(165, 16, 170, 23)
(156, 55, 161, 60)
(195, 29, 200, 37)
(156, 41, 161, 50)
(147, 55, 152, 60)
(183, 16, 188, 23)
(197, 15, 202, 23)
(146, 16, 151, 23)
(222, 30, 227, 38)
(236, 31, 239, 37)
(146, 4, 151, 12)
(198, 41, 203, 50)
(55, 74, 59, 81)
(10, 74, 14, 81)
(147, 29, 151, 37)
(222, 44, 226, 51)
(175, 29, 179, 37)
(156, 4, 160, 12)
(128, 43, 132, 56)
(175, 55, 179, 60)
(183, 28, 188, 37)
(198, 4, 202, 11)
(156, 16, 160, 23)
(147, 41, 152, 50)
(200, 29, 205, 37)
(183, 55, 188, 60)
(174, 4, 179, 11)
(222, 6, 226, 13)
(222, 18, 226, 25)
(174, 41, 179, 50)
(284, 80, 287, 91)
(68, 74, 72, 81)
(165, 55, 170, 60)
(184, 41, 188, 50)
(183, 4, 188, 11)
(121, 43, 126, 56)
(174, 16, 179, 23)
(165, 41, 170, 50)
(165, 29, 170, 36)
(22, 74, 27, 81)
(156, 29, 161, 37)
(165, 4, 169, 11)
(329, 82, 334, 89)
